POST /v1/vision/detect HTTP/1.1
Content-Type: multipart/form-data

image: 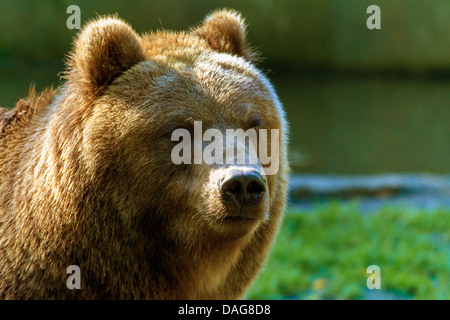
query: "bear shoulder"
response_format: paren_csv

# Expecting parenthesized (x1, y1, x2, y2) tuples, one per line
(0, 87, 54, 136)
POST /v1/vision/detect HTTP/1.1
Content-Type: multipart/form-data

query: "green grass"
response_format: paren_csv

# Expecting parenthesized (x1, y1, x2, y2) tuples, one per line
(247, 202, 450, 300)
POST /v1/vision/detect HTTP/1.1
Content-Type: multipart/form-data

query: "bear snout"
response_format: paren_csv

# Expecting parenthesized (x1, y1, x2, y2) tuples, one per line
(220, 170, 266, 217)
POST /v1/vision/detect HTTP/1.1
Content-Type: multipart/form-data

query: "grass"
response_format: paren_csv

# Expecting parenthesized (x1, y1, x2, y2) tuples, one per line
(247, 202, 450, 300)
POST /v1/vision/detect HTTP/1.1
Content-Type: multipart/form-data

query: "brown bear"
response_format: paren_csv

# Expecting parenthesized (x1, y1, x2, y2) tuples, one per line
(0, 9, 288, 299)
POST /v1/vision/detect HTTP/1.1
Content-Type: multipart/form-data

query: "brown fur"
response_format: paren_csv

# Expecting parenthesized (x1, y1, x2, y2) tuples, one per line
(0, 9, 288, 299)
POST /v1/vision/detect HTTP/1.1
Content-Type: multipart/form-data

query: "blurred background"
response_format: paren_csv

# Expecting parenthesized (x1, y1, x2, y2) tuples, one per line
(0, 0, 449, 299)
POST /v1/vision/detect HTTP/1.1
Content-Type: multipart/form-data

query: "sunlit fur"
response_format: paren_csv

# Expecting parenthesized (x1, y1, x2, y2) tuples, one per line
(0, 9, 288, 299)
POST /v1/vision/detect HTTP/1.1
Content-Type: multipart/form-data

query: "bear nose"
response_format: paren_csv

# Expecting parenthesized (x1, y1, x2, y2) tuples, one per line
(221, 171, 266, 208)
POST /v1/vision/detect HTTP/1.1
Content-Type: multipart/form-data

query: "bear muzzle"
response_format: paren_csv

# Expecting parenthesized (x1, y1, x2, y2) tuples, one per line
(220, 169, 267, 220)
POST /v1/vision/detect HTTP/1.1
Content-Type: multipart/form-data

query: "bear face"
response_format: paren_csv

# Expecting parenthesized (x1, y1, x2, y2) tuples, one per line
(0, 9, 288, 299)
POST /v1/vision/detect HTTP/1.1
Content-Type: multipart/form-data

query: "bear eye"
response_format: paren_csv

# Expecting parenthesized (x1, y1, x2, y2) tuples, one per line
(248, 114, 264, 130)
(167, 121, 194, 141)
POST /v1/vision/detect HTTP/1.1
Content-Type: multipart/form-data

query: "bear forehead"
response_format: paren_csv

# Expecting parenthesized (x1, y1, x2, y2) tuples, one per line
(97, 27, 280, 126)
(139, 32, 264, 95)
(133, 53, 269, 101)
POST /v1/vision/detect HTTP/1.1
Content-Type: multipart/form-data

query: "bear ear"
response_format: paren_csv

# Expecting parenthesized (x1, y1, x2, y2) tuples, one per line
(65, 16, 145, 98)
(193, 9, 255, 62)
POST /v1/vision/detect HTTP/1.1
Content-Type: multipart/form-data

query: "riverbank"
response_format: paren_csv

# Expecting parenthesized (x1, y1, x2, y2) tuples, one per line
(288, 173, 450, 213)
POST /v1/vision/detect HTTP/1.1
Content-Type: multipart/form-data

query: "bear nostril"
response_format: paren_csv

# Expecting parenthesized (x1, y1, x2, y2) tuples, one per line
(222, 179, 243, 204)
(225, 180, 242, 196)
(245, 180, 265, 205)
(221, 171, 266, 208)
(247, 180, 264, 196)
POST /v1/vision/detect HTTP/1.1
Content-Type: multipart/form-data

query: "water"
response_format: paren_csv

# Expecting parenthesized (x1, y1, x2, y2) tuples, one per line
(272, 73, 450, 174)
(1, 60, 449, 174)
(0, 59, 64, 109)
